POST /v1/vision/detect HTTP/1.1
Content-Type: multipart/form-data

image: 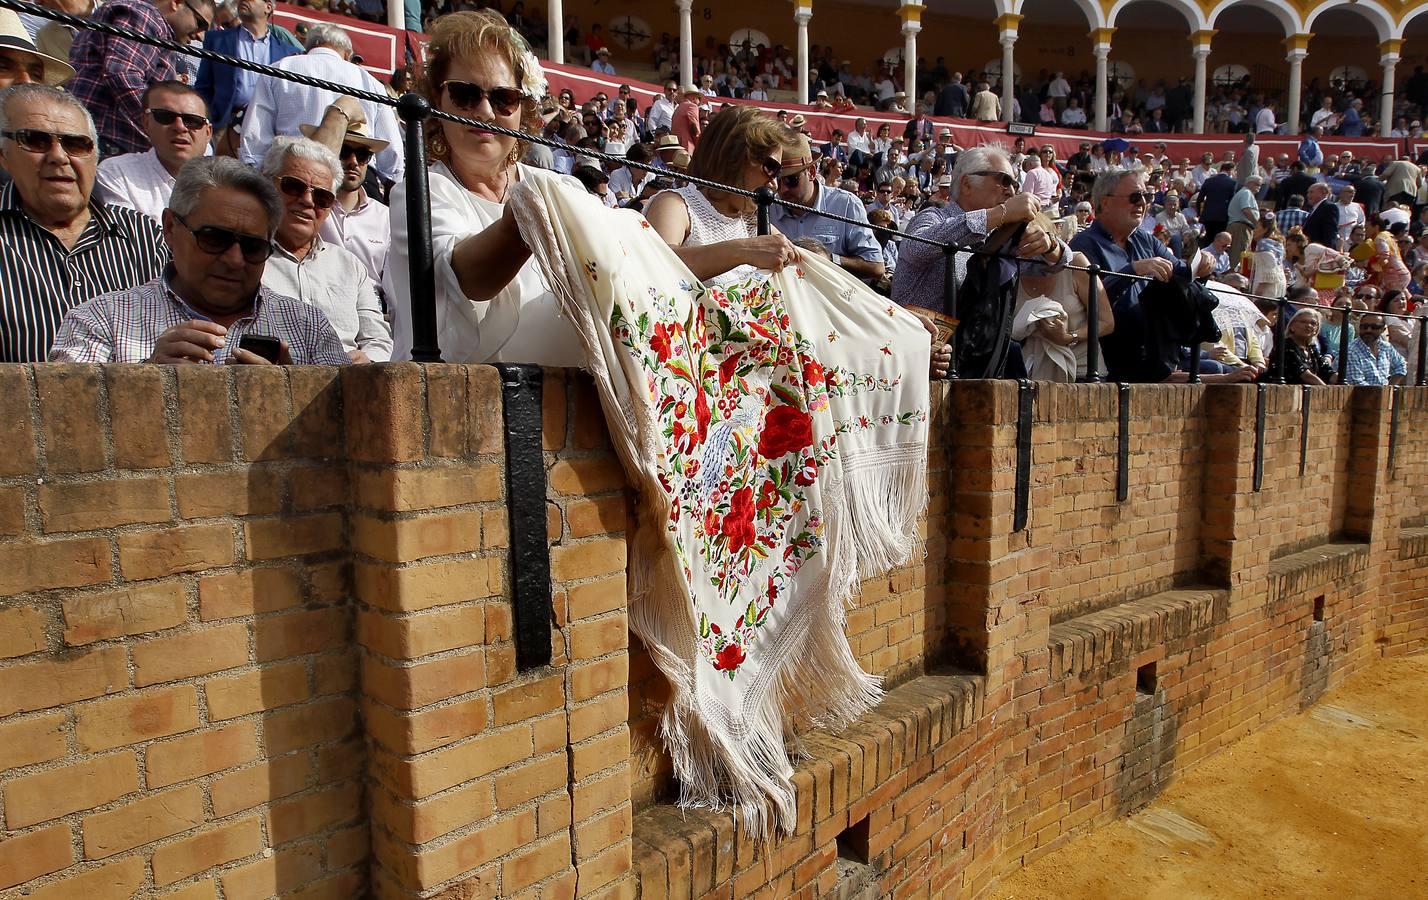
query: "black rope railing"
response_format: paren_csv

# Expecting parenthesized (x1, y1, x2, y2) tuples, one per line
(9, 0, 1428, 385)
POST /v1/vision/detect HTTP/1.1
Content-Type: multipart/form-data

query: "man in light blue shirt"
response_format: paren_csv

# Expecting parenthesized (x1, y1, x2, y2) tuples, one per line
(195, 0, 301, 132)
(771, 138, 884, 281)
(1345, 314, 1407, 385)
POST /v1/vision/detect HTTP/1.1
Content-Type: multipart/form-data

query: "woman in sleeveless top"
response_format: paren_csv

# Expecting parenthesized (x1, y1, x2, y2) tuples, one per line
(1014, 250, 1112, 381)
(644, 106, 803, 286)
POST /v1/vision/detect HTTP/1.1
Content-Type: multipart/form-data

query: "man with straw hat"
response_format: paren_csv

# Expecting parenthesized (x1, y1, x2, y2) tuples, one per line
(672, 84, 701, 152)
(0, 8, 74, 89)
(301, 99, 390, 290)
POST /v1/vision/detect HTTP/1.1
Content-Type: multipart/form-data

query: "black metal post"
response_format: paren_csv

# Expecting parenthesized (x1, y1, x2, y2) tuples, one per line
(1252, 384, 1267, 492)
(1299, 385, 1311, 477)
(1417, 318, 1428, 387)
(944, 245, 959, 380)
(1273, 297, 1288, 385)
(754, 186, 774, 236)
(1013, 380, 1034, 532)
(1336, 309, 1352, 385)
(1187, 343, 1202, 384)
(1116, 383, 1130, 502)
(1084, 264, 1102, 383)
(398, 93, 442, 362)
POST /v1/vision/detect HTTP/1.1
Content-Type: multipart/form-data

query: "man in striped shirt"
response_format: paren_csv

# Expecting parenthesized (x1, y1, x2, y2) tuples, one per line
(0, 84, 167, 362)
(50, 155, 350, 366)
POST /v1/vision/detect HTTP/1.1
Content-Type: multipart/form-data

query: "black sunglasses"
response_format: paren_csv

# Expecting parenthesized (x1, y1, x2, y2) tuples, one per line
(761, 157, 781, 179)
(172, 212, 273, 263)
(781, 172, 803, 189)
(275, 175, 336, 210)
(1120, 191, 1149, 205)
(184, 0, 209, 34)
(2, 128, 94, 156)
(147, 107, 209, 131)
(443, 81, 524, 116)
(971, 170, 1016, 188)
(340, 143, 373, 164)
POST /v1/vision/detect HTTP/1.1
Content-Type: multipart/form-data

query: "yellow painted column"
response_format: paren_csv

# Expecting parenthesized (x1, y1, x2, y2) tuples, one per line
(899, 1, 924, 109)
(996, 12, 1022, 125)
(1284, 33, 1312, 133)
(1090, 26, 1115, 132)
(1191, 29, 1216, 133)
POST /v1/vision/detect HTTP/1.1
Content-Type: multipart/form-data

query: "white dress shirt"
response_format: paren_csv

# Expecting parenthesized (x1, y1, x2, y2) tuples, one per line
(262, 235, 393, 360)
(385, 162, 584, 366)
(647, 95, 676, 132)
(846, 129, 872, 156)
(319, 189, 390, 290)
(239, 48, 404, 182)
(95, 149, 178, 222)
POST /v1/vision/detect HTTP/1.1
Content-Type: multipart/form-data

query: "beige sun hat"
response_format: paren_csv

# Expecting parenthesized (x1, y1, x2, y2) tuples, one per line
(0, 9, 75, 85)
(299, 115, 390, 152)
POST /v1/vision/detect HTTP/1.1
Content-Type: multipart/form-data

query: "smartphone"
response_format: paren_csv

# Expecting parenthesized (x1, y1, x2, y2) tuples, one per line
(238, 333, 282, 363)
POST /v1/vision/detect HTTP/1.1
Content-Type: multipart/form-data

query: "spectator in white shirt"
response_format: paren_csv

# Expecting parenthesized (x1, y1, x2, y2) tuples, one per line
(96, 80, 211, 222)
(1060, 97, 1087, 127)
(846, 117, 872, 159)
(746, 75, 769, 102)
(239, 23, 403, 183)
(301, 105, 389, 293)
(1336, 183, 1365, 247)
(647, 81, 677, 132)
(258, 136, 391, 362)
(1254, 102, 1278, 134)
(1020, 155, 1059, 205)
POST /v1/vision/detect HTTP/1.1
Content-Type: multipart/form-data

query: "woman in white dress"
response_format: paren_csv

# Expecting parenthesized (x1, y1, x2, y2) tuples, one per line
(386, 10, 585, 365)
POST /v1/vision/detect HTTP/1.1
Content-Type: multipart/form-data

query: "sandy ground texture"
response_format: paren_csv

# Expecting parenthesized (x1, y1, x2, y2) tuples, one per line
(994, 653, 1428, 900)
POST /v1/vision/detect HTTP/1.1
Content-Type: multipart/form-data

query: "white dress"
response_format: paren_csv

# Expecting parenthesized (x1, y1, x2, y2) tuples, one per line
(662, 184, 761, 289)
(386, 162, 585, 366)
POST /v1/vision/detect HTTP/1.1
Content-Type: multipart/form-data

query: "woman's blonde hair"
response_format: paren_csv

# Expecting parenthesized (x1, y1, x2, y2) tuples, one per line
(419, 11, 544, 164)
(686, 105, 798, 188)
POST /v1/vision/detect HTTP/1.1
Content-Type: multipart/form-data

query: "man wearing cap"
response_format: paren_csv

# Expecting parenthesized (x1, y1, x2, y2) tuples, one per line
(96, 81, 211, 222)
(0, 8, 73, 91)
(813, 89, 833, 110)
(302, 101, 389, 291)
(889, 91, 910, 115)
(671, 85, 701, 152)
(592, 47, 616, 75)
(195, 0, 302, 138)
(772, 138, 884, 281)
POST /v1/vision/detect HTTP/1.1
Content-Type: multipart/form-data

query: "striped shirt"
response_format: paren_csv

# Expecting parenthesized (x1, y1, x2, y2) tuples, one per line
(0, 182, 168, 362)
(49, 268, 351, 366)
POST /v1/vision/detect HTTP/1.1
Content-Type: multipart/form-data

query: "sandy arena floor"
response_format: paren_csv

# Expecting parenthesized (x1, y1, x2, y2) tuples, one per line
(994, 653, 1428, 900)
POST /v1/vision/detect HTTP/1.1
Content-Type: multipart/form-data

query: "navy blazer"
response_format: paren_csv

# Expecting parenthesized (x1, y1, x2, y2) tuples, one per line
(196, 27, 302, 129)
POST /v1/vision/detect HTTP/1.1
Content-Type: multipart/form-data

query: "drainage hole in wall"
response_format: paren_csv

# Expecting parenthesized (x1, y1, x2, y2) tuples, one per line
(1136, 662, 1158, 696)
(1313, 594, 1326, 623)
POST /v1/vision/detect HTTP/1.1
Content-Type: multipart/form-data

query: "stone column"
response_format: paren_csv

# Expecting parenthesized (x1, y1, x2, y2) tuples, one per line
(546, 0, 563, 64)
(1191, 30, 1215, 134)
(678, 0, 694, 91)
(1283, 33, 1311, 133)
(795, 0, 812, 104)
(900, 2, 923, 108)
(1380, 40, 1402, 137)
(996, 14, 1021, 125)
(1091, 27, 1115, 133)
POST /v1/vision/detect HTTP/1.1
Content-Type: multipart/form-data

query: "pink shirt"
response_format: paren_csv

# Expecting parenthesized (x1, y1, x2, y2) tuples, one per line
(1021, 166, 1060, 204)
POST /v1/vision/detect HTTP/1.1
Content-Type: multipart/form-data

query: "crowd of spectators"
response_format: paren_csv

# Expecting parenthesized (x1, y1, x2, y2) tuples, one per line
(0, 0, 1421, 389)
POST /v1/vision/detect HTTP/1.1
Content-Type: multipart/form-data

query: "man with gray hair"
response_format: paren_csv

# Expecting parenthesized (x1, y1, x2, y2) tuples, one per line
(0, 84, 166, 362)
(259, 136, 390, 362)
(1226, 175, 1261, 269)
(239, 22, 402, 182)
(891, 144, 1064, 313)
(49, 155, 349, 365)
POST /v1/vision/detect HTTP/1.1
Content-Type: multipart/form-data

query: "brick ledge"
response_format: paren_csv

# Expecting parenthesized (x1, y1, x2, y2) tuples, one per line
(1047, 588, 1224, 682)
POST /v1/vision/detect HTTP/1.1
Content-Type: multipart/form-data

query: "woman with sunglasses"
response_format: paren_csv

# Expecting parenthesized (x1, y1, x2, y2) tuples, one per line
(641, 105, 803, 286)
(386, 10, 585, 366)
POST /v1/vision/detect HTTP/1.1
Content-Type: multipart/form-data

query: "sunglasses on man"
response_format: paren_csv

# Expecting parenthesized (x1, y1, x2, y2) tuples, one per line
(340, 144, 373, 164)
(148, 107, 210, 131)
(172, 212, 274, 264)
(274, 175, 336, 210)
(442, 81, 524, 117)
(971, 170, 1016, 188)
(1, 128, 95, 156)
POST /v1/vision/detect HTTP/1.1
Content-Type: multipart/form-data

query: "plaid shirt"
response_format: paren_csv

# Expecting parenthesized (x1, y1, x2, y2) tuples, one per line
(68, 0, 178, 154)
(50, 269, 352, 366)
(1344, 336, 1406, 386)
(1276, 206, 1309, 234)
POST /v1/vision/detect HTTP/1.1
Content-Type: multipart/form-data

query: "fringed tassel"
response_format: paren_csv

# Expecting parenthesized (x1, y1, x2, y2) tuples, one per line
(842, 447, 929, 579)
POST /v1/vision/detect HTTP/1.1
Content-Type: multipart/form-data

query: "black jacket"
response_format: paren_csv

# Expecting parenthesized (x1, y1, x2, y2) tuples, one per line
(1276, 172, 1315, 207)
(935, 82, 968, 117)
(1304, 200, 1341, 247)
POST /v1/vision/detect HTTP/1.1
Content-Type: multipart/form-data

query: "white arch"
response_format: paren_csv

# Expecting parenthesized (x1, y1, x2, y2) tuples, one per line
(1392, 4, 1428, 41)
(1010, 0, 1107, 32)
(1206, 0, 1302, 38)
(1106, 0, 1209, 33)
(1303, 0, 1395, 44)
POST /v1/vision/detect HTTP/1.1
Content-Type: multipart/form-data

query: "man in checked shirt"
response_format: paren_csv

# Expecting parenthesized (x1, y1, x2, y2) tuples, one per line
(67, 0, 215, 157)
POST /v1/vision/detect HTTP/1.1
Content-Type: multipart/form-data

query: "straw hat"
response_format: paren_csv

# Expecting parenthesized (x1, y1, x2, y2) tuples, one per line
(778, 136, 813, 175)
(299, 115, 390, 152)
(655, 134, 681, 152)
(0, 9, 75, 85)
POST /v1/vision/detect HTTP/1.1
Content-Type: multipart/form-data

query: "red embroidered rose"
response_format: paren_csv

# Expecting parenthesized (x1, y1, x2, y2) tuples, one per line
(650, 322, 675, 361)
(703, 508, 720, 535)
(757, 480, 779, 511)
(794, 457, 819, 486)
(714, 642, 746, 671)
(719, 352, 742, 386)
(802, 360, 825, 388)
(694, 388, 711, 442)
(721, 486, 757, 552)
(758, 405, 814, 460)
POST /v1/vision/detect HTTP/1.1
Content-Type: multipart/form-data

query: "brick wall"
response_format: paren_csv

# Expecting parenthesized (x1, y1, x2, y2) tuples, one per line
(0, 366, 1423, 900)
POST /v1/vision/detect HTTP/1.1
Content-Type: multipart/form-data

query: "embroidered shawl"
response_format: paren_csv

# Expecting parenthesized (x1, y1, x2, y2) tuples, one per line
(509, 177, 931, 838)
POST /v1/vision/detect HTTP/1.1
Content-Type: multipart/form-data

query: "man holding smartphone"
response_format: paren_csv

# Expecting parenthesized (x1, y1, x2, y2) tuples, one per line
(49, 155, 350, 365)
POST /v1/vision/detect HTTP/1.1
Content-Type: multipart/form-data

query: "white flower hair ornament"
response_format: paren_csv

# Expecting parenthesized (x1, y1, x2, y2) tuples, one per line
(519, 50, 548, 101)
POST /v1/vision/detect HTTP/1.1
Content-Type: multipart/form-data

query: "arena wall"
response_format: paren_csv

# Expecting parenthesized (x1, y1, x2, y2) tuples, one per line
(0, 363, 1422, 899)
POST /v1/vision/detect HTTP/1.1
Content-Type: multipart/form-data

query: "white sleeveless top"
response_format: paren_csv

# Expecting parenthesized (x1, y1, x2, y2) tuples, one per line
(664, 184, 761, 288)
